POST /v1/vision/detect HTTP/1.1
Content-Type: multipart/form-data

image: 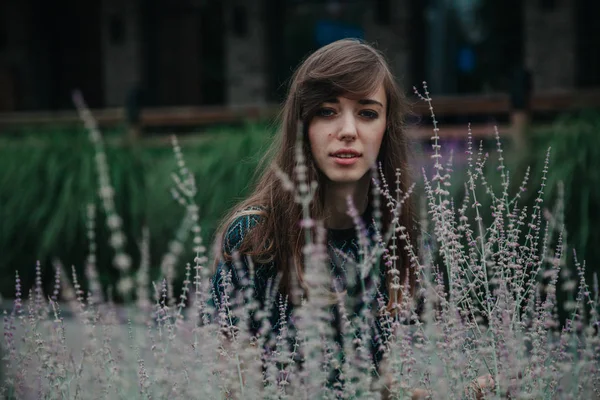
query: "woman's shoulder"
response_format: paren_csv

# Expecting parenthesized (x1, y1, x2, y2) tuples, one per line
(222, 205, 268, 255)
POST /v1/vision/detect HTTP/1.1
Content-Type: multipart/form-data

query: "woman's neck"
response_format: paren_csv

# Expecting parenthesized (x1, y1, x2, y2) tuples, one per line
(322, 175, 370, 230)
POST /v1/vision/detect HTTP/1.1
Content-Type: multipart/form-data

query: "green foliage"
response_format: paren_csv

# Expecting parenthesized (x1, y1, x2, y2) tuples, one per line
(0, 123, 274, 300)
(527, 110, 600, 282)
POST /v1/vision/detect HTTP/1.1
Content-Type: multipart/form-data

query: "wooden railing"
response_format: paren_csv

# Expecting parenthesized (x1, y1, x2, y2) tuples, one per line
(0, 105, 278, 129)
(1, 89, 599, 139)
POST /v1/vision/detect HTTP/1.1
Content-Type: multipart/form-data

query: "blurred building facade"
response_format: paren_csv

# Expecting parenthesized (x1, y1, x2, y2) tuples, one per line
(0, 0, 599, 111)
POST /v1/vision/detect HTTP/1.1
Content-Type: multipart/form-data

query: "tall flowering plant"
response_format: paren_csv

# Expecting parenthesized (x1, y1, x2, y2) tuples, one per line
(1, 87, 598, 399)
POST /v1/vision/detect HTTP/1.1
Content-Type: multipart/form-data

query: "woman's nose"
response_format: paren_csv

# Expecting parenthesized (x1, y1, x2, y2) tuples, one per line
(337, 112, 357, 141)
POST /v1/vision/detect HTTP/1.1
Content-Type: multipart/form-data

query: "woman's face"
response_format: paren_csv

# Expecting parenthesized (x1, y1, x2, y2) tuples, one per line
(308, 83, 387, 186)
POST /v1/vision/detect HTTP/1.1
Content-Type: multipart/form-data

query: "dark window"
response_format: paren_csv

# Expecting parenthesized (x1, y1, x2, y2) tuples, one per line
(575, 0, 600, 87)
(109, 15, 126, 45)
(375, 0, 391, 26)
(0, 27, 7, 51)
(232, 5, 248, 37)
(539, 0, 557, 11)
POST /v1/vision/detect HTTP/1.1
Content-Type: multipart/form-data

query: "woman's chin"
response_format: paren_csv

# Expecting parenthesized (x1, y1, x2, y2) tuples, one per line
(326, 173, 366, 185)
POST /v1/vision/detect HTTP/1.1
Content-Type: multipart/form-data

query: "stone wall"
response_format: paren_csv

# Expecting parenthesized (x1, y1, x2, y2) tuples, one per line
(524, 0, 575, 91)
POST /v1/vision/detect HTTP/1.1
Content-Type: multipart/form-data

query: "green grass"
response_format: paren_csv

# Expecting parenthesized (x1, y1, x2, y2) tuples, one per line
(526, 109, 600, 289)
(0, 122, 275, 300)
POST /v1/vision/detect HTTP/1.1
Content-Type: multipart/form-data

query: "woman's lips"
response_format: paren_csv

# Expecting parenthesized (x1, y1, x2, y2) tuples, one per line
(331, 155, 360, 166)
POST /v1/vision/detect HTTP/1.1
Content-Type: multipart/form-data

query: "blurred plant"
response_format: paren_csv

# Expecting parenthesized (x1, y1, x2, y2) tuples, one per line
(524, 109, 600, 321)
(0, 86, 598, 399)
(73, 91, 133, 300)
(0, 120, 273, 301)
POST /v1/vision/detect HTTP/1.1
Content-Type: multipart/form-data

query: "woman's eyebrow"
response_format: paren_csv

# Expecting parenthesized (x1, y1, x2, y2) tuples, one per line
(322, 98, 384, 108)
(358, 99, 384, 107)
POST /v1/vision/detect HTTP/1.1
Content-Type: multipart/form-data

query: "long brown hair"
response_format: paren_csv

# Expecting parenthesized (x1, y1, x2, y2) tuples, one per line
(212, 38, 417, 311)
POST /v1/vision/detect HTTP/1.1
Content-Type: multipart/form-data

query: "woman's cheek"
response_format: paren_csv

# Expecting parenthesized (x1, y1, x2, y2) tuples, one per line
(368, 138, 383, 162)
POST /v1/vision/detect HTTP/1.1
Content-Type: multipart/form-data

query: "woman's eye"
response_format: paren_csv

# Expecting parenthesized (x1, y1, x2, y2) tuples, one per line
(360, 110, 379, 119)
(316, 108, 335, 117)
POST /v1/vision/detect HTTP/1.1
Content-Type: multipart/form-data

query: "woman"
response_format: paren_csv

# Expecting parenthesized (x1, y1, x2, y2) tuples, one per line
(210, 38, 491, 399)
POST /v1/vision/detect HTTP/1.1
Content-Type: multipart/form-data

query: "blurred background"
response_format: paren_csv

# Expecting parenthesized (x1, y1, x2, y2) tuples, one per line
(0, 0, 599, 312)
